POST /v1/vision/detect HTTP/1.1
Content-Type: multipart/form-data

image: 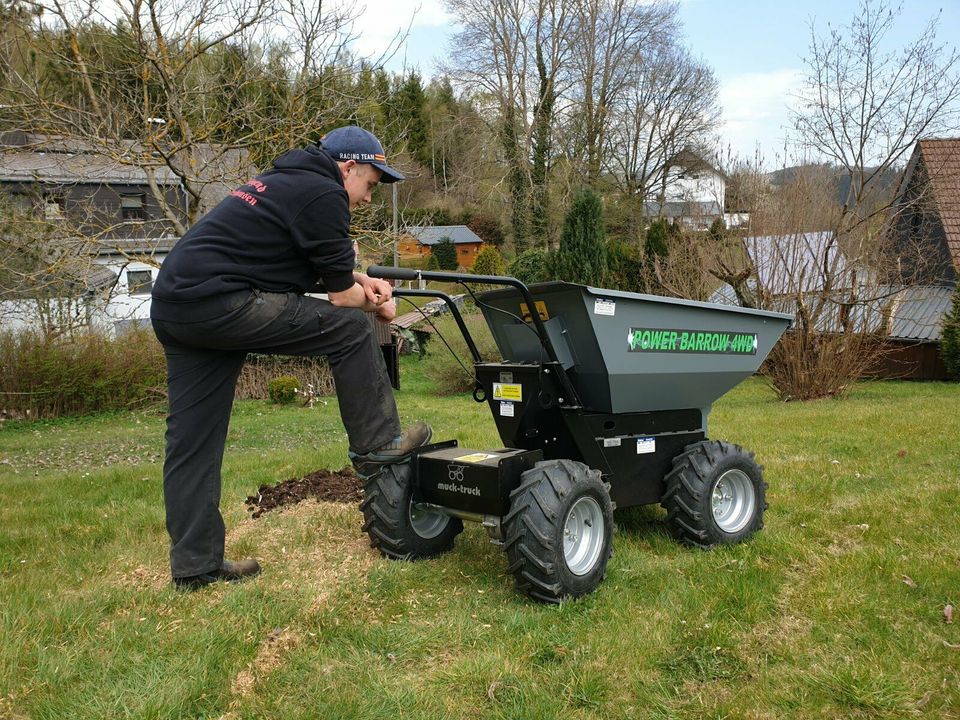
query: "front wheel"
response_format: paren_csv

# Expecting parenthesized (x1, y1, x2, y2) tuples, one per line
(661, 440, 767, 548)
(360, 462, 463, 559)
(503, 459, 614, 603)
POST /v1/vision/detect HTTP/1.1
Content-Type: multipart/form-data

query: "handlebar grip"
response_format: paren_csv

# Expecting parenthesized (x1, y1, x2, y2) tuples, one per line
(367, 265, 420, 281)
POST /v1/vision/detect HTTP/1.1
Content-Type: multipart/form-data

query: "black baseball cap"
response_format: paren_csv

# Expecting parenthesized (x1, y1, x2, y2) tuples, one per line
(319, 126, 405, 183)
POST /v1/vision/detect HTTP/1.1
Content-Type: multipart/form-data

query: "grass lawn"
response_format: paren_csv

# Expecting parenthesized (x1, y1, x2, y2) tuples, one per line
(1, 358, 959, 719)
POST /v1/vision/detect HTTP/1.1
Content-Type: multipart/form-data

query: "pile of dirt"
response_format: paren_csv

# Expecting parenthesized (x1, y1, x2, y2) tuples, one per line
(245, 467, 363, 518)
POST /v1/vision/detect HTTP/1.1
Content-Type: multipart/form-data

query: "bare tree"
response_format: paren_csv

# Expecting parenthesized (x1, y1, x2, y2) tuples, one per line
(705, 2, 959, 400)
(444, 0, 575, 251)
(763, 0, 960, 399)
(566, 0, 677, 186)
(792, 0, 960, 273)
(607, 43, 720, 221)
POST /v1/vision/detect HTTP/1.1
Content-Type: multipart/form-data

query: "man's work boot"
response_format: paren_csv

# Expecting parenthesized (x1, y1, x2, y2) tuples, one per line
(173, 558, 261, 591)
(350, 421, 432, 478)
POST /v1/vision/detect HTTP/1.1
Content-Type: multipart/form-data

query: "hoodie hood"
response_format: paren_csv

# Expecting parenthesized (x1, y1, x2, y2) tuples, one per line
(272, 145, 343, 186)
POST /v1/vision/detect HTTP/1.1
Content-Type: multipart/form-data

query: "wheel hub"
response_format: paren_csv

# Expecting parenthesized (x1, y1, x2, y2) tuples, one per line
(409, 502, 449, 539)
(711, 469, 756, 533)
(563, 496, 605, 576)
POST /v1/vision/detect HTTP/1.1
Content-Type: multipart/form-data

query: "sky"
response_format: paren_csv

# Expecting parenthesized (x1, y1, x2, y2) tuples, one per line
(349, 0, 960, 165)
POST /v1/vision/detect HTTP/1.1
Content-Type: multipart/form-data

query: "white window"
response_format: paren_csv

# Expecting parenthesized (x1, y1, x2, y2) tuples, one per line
(43, 196, 64, 220)
(126, 269, 153, 295)
(121, 194, 146, 220)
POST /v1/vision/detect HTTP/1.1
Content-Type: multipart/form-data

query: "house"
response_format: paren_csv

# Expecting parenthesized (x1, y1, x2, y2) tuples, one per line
(887, 138, 960, 286)
(0, 132, 247, 335)
(396, 225, 484, 267)
(710, 220, 956, 380)
(646, 149, 731, 230)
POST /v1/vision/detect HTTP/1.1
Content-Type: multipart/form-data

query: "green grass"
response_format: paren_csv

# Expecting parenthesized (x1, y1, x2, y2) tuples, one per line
(2, 359, 959, 719)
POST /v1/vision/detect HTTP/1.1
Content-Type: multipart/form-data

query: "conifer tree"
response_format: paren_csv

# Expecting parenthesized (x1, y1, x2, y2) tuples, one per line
(432, 238, 458, 270)
(941, 287, 960, 379)
(551, 189, 608, 285)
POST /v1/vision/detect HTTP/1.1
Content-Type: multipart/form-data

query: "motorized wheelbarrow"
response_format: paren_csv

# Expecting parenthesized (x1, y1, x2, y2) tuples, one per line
(360, 266, 792, 603)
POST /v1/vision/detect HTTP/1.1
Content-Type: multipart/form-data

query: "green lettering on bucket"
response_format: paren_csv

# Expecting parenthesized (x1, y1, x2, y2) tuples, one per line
(627, 328, 757, 355)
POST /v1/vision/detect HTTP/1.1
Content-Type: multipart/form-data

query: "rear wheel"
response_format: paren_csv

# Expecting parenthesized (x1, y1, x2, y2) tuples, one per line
(360, 462, 463, 559)
(661, 440, 767, 548)
(503, 459, 614, 603)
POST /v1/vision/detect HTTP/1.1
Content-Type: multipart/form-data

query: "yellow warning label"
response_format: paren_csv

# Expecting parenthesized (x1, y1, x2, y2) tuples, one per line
(519, 300, 549, 323)
(454, 452, 498, 463)
(492, 383, 523, 402)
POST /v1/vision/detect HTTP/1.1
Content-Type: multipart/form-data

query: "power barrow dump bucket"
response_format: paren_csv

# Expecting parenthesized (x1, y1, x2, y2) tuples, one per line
(360, 266, 792, 603)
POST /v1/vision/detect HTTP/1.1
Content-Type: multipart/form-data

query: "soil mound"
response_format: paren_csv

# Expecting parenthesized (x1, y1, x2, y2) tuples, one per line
(246, 467, 362, 518)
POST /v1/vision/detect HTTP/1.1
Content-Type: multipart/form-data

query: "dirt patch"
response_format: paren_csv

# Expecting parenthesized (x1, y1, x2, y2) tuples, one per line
(245, 467, 363, 518)
(227, 627, 301, 712)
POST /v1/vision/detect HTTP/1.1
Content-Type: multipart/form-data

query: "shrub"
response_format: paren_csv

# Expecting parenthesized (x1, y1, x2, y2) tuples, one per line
(471, 246, 507, 278)
(236, 356, 334, 400)
(0, 327, 167, 419)
(708, 217, 726, 243)
(941, 287, 960, 379)
(606, 240, 646, 293)
(508, 248, 552, 284)
(645, 218, 669, 258)
(267, 375, 300, 404)
(467, 214, 506, 247)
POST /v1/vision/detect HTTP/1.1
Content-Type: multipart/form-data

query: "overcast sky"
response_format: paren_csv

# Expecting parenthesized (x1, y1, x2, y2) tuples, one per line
(349, 0, 960, 165)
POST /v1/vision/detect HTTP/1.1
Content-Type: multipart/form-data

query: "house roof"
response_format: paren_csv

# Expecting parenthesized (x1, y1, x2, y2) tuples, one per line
(709, 283, 951, 342)
(644, 201, 722, 219)
(743, 231, 856, 296)
(666, 148, 728, 180)
(915, 139, 960, 273)
(0, 133, 253, 212)
(0, 133, 182, 185)
(883, 284, 953, 341)
(96, 236, 179, 257)
(0, 262, 117, 301)
(405, 225, 483, 245)
(0, 148, 181, 186)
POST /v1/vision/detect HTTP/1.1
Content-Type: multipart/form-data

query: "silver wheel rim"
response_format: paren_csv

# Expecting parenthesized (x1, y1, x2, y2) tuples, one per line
(711, 469, 756, 533)
(563, 496, 605, 576)
(409, 502, 448, 539)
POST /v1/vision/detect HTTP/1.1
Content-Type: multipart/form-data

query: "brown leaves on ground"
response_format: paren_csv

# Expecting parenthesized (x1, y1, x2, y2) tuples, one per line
(945, 604, 954, 624)
(901, 575, 917, 589)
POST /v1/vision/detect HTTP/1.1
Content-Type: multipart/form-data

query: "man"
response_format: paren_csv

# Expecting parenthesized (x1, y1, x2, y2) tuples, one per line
(150, 126, 431, 591)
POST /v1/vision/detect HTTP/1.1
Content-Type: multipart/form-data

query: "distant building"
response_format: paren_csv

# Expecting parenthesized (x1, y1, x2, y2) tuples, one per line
(397, 225, 485, 267)
(0, 132, 248, 335)
(646, 148, 730, 230)
(887, 138, 960, 286)
(709, 224, 955, 380)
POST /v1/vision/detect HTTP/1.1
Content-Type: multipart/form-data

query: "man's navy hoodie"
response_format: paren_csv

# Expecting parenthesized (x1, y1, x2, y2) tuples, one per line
(151, 144, 355, 319)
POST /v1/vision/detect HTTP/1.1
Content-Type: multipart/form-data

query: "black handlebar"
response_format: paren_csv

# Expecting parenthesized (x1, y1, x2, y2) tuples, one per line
(367, 264, 582, 409)
(367, 265, 421, 281)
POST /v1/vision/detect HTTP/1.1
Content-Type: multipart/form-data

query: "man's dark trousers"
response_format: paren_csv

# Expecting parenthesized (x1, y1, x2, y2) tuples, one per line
(151, 289, 400, 579)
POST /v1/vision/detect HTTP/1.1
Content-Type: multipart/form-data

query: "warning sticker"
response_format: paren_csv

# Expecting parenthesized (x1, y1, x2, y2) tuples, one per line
(603, 437, 622, 448)
(493, 383, 523, 402)
(454, 452, 499, 463)
(594, 299, 616, 316)
(637, 437, 656, 455)
(500, 401, 515, 417)
(519, 300, 549, 323)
